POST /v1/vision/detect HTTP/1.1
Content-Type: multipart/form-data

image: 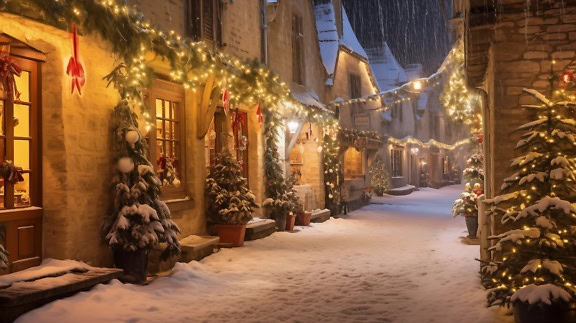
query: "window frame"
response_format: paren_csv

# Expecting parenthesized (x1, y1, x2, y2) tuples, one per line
(292, 13, 305, 85)
(391, 147, 403, 178)
(186, 0, 222, 46)
(147, 78, 187, 201)
(0, 55, 41, 210)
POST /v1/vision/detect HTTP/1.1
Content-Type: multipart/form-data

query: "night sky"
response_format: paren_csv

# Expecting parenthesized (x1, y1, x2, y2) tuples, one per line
(343, 0, 453, 75)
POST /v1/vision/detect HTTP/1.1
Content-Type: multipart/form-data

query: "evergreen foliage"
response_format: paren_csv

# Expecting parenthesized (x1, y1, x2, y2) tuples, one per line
(263, 111, 301, 220)
(482, 88, 576, 307)
(206, 150, 259, 225)
(102, 101, 180, 257)
(369, 156, 390, 196)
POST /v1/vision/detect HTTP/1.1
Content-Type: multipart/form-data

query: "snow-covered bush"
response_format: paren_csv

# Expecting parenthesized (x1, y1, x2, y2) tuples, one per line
(262, 172, 301, 219)
(483, 88, 576, 307)
(102, 101, 180, 257)
(0, 223, 8, 270)
(206, 150, 259, 225)
(369, 156, 390, 196)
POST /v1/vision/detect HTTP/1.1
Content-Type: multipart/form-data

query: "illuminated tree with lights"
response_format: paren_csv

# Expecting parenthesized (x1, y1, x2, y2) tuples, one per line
(482, 87, 576, 308)
(440, 41, 480, 124)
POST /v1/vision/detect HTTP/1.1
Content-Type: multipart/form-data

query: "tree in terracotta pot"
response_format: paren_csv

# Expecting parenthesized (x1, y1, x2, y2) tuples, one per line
(482, 88, 576, 323)
(369, 156, 390, 196)
(103, 101, 181, 284)
(206, 150, 259, 247)
(452, 182, 481, 238)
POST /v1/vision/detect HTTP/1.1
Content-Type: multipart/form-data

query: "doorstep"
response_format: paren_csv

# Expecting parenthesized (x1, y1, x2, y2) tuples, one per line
(245, 219, 276, 241)
(179, 235, 220, 262)
(310, 209, 331, 223)
(0, 267, 122, 323)
(148, 235, 219, 274)
(388, 185, 418, 196)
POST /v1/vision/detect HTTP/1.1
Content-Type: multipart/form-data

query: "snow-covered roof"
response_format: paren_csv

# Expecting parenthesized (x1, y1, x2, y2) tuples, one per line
(340, 7, 368, 60)
(366, 42, 408, 91)
(314, 2, 368, 81)
(292, 90, 325, 109)
(314, 3, 339, 77)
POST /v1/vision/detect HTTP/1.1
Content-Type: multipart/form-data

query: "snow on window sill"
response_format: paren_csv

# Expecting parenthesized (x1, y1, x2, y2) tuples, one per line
(164, 197, 194, 212)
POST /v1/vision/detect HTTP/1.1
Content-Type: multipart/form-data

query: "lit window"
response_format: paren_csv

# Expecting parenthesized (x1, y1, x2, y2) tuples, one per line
(391, 148, 403, 177)
(344, 147, 364, 180)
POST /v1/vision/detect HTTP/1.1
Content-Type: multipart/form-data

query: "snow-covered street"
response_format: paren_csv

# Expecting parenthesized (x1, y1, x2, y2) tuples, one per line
(17, 185, 511, 323)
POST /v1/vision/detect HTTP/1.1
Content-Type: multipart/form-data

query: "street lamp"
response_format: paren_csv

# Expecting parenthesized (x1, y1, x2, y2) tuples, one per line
(287, 120, 300, 134)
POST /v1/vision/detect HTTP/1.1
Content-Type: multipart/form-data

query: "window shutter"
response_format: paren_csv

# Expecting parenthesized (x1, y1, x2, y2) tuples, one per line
(216, 0, 223, 46)
(187, 0, 202, 40)
(202, 0, 215, 42)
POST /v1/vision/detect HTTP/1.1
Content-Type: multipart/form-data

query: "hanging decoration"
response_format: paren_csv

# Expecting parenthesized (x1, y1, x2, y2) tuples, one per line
(256, 104, 263, 128)
(561, 71, 574, 87)
(0, 160, 24, 184)
(0, 44, 21, 102)
(66, 23, 85, 95)
(157, 155, 181, 188)
(222, 87, 230, 115)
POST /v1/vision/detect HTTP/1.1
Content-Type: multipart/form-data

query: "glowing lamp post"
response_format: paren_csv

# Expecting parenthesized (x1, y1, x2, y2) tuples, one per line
(288, 120, 300, 134)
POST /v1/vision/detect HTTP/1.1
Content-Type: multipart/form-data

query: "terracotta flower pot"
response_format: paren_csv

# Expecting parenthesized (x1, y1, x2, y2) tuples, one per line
(214, 224, 246, 247)
(113, 247, 148, 284)
(296, 211, 312, 226)
(513, 301, 574, 323)
(285, 215, 296, 231)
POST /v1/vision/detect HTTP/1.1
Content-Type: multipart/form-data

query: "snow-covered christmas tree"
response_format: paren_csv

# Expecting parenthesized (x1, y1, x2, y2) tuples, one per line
(206, 150, 259, 225)
(102, 101, 180, 260)
(483, 87, 576, 308)
(370, 156, 390, 196)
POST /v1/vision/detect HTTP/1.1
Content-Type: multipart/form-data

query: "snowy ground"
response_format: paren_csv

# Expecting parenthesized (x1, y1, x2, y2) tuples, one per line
(17, 185, 512, 323)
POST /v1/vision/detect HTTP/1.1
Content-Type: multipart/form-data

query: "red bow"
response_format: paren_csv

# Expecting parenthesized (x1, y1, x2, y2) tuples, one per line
(0, 54, 22, 102)
(256, 104, 263, 129)
(222, 89, 230, 115)
(66, 24, 85, 94)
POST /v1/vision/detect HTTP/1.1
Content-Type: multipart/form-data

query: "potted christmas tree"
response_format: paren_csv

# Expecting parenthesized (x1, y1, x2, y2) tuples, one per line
(482, 87, 576, 322)
(263, 112, 301, 230)
(369, 156, 391, 196)
(102, 101, 181, 284)
(452, 183, 481, 238)
(206, 150, 259, 247)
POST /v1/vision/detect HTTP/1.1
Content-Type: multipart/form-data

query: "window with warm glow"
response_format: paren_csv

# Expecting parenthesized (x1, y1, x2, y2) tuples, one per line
(147, 79, 186, 200)
(205, 112, 223, 170)
(344, 147, 364, 180)
(0, 55, 39, 210)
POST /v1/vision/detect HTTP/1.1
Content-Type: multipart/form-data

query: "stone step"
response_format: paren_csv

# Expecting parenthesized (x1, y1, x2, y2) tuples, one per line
(245, 219, 276, 241)
(0, 267, 122, 323)
(179, 235, 219, 263)
(310, 209, 331, 223)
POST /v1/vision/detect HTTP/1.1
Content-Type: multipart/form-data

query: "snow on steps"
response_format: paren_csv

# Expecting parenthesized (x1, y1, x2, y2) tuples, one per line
(388, 185, 418, 196)
(245, 218, 277, 241)
(310, 209, 331, 223)
(0, 259, 122, 323)
(148, 235, 219, 274)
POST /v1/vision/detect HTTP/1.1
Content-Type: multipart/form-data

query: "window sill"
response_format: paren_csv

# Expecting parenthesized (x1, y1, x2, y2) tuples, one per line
(0, 206, 43, 221)
(164, 198, 194, 213)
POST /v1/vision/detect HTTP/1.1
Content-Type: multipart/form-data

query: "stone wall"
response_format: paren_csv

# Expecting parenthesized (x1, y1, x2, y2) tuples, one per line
(478, 5, 576, 198)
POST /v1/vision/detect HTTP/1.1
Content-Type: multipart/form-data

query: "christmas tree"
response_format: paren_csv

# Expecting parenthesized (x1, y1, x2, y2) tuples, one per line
(102, 101, 180, 257)
(483, 87, 576, 307)
(463, 152, 484, 187)
(369, 156, 390, 196)
(206, 150, 259, 225)
(262, 111, 301, 223)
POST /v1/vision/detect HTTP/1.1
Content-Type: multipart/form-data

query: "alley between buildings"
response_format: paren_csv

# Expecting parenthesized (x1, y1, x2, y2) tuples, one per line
(17, 186, 510, 323)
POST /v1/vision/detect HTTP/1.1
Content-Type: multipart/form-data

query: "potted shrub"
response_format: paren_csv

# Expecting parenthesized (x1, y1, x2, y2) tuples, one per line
(103, 102, 181, 284)
(369, 156, 390, 196)
(263, 172, 300, 232)
(452, 183, 481, 238)
(206, 150, 259, 247)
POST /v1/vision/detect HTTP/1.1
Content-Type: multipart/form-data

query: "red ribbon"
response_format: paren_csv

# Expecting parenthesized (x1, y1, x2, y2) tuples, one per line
(222, 89, 230, 115)
(0, 55, 22, 102)
(66, 24, 85, 95)
(256, 104, 263, 129)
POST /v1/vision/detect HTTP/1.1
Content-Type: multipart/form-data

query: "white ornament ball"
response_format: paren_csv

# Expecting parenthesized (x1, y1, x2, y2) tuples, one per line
(125, 130, 140, 146)
(317, 146, 323, 153)
(328, 194, 333, 199)
(172, 178, 181, 188)
(329, 169, 333, 173)
(117, 157, 135, 174)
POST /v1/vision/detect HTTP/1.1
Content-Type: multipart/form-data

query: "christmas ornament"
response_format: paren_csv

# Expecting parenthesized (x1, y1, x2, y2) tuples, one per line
(0, 44, 22, 102)
(66, 24, 86, 95)
(317, 146, 323, 153)
(561, 71, 574, 86)
(222, 88, 230, 115)
(256, 104, 263, 128)
(125, 129, 140, 148)
(117, 157, 135, 174)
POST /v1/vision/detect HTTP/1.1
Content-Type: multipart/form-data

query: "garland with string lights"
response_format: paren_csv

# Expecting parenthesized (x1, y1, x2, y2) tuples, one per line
(481, 85, 576, 308)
